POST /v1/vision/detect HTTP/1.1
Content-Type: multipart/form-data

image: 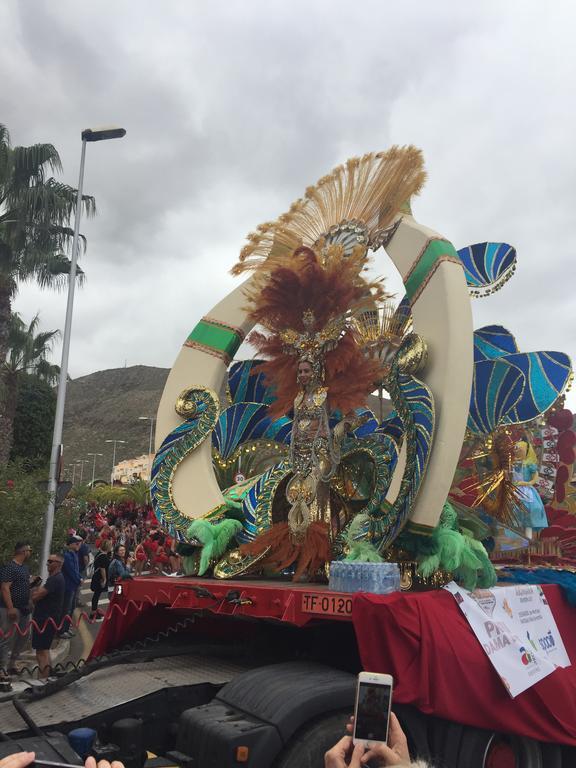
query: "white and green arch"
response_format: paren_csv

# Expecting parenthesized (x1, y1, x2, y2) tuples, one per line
(155, 212, 473, 535)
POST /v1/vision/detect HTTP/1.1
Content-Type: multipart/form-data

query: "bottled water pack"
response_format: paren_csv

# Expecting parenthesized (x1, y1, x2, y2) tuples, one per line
(329, 561, 401, 594)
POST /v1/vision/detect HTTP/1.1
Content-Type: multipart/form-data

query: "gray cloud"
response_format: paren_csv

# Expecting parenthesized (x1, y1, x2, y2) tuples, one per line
(4, 0, 575, 411)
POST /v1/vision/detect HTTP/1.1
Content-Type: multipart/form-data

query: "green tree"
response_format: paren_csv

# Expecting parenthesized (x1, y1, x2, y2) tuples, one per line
(123, 478, 150, 506)
(0, 461, 77, 570)
(2, 313, 59, 462)
(0, 123, 95, 462)
(10, 373, 56, 468)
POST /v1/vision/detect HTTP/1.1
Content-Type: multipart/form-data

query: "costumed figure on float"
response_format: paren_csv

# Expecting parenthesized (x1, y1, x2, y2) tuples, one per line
(150, 145, 573, 592)
(510, 436, 548, 539)
(237, 244, 383, 579)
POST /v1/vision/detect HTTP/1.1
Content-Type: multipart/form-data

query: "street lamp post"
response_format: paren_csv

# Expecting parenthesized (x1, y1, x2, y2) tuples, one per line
(77, 460, 89, 485)
(106, 439, 126, 485)
(87, 452, 103, 486)
(41, 126, 126, 579)
(138, 416, 156, 479)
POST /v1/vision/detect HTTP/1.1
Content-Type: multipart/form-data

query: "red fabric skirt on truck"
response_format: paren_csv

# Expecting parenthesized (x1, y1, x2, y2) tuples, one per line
(352, 585, 576, 746)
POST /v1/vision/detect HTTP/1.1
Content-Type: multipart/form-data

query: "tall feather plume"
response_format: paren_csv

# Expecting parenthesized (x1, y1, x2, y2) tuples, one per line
(232, 145, 426, 276)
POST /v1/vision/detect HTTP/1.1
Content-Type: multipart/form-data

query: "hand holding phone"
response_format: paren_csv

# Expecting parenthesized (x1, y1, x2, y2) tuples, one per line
(352, 672, 393, 748)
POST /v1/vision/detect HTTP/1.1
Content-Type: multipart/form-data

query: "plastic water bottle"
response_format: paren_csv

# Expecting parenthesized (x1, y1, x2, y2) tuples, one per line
(351, 562, 362, 592)
(328, 561, 342, 592)
(391, 563, 401, 591)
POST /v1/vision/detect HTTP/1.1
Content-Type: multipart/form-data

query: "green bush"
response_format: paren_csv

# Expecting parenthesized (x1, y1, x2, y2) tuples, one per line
(0, 462, 78, 572)
(67, 481, 150, 507)
(10, 374, 56, 469)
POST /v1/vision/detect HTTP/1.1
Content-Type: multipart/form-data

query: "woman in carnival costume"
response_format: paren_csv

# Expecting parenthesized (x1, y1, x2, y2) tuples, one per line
(239, 244, 384, 580)
(511, 436, 548, 538)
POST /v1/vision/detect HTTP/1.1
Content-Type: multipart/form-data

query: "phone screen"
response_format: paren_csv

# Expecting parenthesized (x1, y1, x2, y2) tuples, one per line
(354, 681, 392, 742)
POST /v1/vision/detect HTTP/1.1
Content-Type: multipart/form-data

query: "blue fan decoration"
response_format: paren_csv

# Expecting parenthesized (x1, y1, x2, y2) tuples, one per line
(213, 402, 292, 458)
(468, 358, 525, 435)
(501, 351, 572, 424)
(457, 242, 516, 298)
(473, 325, 518, 362)
(228, 360, 276, 405)
(470, 327, 573, 431)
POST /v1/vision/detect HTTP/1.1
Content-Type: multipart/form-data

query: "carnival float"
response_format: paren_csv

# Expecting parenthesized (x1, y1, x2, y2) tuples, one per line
(10, 147, 574, 768)
(149, 145, 574, 591)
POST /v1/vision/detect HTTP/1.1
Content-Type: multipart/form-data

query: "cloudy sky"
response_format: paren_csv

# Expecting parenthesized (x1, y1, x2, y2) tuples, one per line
(2, 0, 575, 410)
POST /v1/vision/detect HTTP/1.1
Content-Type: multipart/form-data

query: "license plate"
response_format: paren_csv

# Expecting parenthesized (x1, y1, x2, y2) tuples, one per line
(301, 592, 353, 617)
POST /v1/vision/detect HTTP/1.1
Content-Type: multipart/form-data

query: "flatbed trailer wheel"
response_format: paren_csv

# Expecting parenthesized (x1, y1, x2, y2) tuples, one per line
(427, 716, 464, 768)
(539, 743, 562, 768)
(458, 727, 543, 768)
(561, 746, 576, 767)
(272, 709, 350, 768)
(393, 704, 432, 763)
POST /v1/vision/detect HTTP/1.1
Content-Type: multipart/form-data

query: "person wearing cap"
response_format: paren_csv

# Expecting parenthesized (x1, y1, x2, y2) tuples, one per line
(31, 554, 65, 678)
(60, 535, 82, 638)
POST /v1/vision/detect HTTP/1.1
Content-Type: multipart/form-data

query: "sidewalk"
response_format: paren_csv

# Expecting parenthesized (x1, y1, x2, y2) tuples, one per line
(0, 636, 70, 701)
(0, 580, 112, 700)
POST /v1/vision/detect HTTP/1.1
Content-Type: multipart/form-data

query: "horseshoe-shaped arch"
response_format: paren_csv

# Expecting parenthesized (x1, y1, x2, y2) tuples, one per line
(155, 213, 473, 535)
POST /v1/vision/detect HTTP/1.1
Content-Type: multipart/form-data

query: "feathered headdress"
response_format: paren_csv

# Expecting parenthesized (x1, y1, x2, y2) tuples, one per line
(247, 245, 384, 416)
(235, 146, 427, 417)
(232, 145, 426, 276)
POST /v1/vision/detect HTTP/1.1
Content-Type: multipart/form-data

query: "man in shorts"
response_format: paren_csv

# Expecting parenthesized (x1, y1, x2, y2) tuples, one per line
(31, 554, 65, 678)
(0, 542, 34, 680)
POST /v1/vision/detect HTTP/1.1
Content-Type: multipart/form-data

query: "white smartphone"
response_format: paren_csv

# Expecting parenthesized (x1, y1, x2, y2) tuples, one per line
(352, 671, 394, 747)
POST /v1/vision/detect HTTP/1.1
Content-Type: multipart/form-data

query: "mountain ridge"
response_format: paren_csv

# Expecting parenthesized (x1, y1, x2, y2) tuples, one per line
(61, 364, 392, 484)
(62, 365, 169, 482)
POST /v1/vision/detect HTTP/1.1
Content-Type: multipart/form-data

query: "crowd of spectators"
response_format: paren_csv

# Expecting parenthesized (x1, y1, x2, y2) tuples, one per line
(81, 501, 181, 580)
(0, 502, 179, 682)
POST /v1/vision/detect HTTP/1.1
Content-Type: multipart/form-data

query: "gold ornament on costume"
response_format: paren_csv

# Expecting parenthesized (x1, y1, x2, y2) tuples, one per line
(351, 299, 426, 430)
(466, 431, 524, 527)
(396, 333, 428, 376)
(352, 299, 415, 380)
(279, 308, 347, 383)
(175, 388, 201, 418)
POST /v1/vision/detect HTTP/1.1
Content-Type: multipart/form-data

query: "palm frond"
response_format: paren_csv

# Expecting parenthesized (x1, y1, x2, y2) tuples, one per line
(10, 143, 63, 185)
(0, 125, 95, 302)
(35, 358, 60, 384)
(0, 124, 10, 147)
(4, 311, 59, 379)
(45, 179, 96, 217)
(0, 125, 10, 188)
(20, 253, 85, 289)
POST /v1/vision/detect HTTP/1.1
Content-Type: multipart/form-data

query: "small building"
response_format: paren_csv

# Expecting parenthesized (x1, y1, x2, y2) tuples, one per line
(112, 454, 154, 484)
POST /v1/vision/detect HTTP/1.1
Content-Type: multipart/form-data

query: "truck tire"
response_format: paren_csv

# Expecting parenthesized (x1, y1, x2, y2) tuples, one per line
(394, 704, 431, 762)
(273, 709, 350, 768)
(539, 743, 562, 768)
(458, 727, 543, 768)
(561, 745, 576, 767)
(427, 717, 464, 768)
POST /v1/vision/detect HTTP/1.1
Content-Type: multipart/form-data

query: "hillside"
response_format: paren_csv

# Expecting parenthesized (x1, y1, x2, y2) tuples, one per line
(62, 366, 169, 483)
(61, 365, 393, 484)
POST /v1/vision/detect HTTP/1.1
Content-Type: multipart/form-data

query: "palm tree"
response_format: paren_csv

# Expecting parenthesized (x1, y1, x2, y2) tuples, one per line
(0, 313, 60, 463)
(0, 123, 95, 456)
(124, 478, 151, 506)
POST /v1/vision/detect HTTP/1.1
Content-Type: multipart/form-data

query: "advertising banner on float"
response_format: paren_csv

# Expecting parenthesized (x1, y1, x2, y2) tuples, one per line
(445, 582, 571, 697)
